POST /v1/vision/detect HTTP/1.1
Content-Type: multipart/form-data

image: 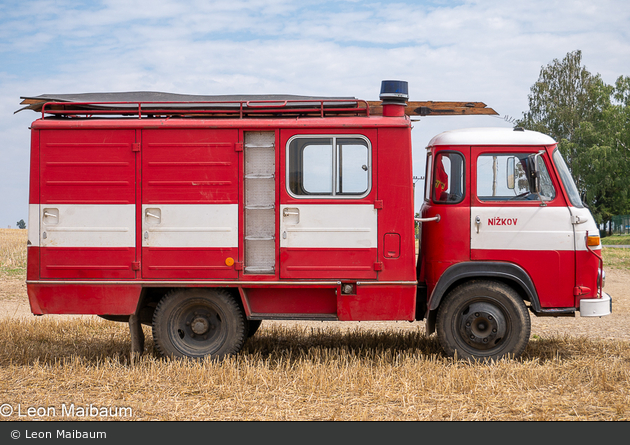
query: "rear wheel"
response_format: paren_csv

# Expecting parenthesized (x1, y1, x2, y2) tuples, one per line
(436, 281, 530, 360)
(152, 288, 246, 360)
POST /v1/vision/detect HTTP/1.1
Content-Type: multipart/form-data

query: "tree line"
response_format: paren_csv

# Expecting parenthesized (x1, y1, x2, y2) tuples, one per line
(517, 50, 630, 233)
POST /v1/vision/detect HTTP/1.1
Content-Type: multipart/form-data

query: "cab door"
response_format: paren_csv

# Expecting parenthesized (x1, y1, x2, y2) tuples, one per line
(279, 131, 378, 280)
(470, 148, 575, 308)
(420, 147, 471, 290)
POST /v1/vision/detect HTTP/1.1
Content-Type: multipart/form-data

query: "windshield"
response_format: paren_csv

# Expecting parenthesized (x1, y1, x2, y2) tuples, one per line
(552, 149, 583, 208)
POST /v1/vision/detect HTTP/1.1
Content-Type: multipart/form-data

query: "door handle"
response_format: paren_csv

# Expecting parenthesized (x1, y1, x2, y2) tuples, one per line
(283, 208, 299, 217)
(145, 208, 161, 224)
(414, 215, 441, 223)
(475, 215, 481, 233)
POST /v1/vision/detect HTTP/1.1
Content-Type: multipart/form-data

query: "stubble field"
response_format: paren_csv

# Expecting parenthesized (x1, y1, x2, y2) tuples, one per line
(1, 228, 629, 421)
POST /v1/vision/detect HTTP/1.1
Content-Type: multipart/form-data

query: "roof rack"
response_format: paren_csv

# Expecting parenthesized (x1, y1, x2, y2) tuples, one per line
(36, 98, 371, 119)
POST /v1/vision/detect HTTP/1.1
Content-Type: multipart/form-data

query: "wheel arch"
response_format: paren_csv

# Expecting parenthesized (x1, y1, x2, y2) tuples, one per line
(425, 262, 540, 335)
(132, 286, 246, 326)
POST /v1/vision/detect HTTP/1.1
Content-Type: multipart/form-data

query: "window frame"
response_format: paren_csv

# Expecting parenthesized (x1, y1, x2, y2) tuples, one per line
(424, 152, 433, 202)
(431, 150, 466, 205)
(475, 151, 557, 203)
(285, 134, 372, 200)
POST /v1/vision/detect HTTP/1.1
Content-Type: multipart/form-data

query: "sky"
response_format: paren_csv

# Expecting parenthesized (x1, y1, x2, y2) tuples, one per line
(1, 0, 629, 228)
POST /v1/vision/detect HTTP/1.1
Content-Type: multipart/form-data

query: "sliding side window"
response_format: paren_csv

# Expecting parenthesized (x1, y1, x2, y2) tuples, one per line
(287, 136, 371, 198)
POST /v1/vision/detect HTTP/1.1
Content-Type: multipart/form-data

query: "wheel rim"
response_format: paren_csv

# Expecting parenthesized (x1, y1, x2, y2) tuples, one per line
(167, 299, 228, 357)
(457, 300, 508, 351)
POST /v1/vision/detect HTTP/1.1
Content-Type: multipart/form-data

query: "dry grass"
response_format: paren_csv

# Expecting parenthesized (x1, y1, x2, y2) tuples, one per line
(0, 318, 628, 421)
(0, 229, 27, 277)
(1, 228, 629, 421)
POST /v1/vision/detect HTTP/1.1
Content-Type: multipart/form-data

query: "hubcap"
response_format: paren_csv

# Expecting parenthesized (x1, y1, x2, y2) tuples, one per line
(459, 301, 506, 350)
(168, 300, 225, 356)
(191, 317, 210, 335)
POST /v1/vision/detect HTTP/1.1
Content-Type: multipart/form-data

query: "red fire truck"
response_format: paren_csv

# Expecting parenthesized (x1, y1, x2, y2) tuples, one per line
(20, 81, 611, 360)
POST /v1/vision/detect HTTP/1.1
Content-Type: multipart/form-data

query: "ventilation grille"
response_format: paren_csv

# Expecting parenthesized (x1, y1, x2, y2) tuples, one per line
(244, 132, 276, 274)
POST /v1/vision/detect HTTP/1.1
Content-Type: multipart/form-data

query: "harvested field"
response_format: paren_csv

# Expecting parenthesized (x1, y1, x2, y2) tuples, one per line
(1, 229, 629, 421)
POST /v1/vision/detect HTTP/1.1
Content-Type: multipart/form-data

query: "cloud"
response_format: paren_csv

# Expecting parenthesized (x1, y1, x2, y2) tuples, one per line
(1, 0, 629, 226)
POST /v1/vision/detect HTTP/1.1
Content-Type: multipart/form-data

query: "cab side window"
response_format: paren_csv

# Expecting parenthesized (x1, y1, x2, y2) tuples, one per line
(476, 153, 556, 201)
(433, 152, 465, 204)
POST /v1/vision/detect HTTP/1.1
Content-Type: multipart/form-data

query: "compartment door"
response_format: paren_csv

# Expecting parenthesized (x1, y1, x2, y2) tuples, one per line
(39, 129, 137, 279)
(279, 133, 377, 280)
(141, 129, 239, 279)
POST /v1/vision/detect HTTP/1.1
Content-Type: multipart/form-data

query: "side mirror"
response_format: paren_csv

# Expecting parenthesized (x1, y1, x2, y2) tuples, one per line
(527, 153, 540, 194)
(527, 152, 547, 206)
(506, 157, 516, 189)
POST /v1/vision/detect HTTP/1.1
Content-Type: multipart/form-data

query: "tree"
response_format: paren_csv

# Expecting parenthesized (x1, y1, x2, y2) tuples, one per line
(16, 219, 26, 229)
(518, 51, 630, 230)
(577, 76, 630, 229)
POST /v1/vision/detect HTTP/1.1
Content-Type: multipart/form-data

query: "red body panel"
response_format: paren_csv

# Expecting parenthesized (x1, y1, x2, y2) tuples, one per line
(28, 284, 141, 315)
(279, 247, 377, 279)
(575, 249, 601, 304)
(141, 247, 238, 279)
(245, 287, 337, 316)
(27, 246, 39, 281)
(39, 129, 136, 204)
(40, 247, 136, 280)
(337, 285, 416, 321)
(471, 249, 575, 308)
(141, 129, 239, 204)
(376, 128, 416, 282)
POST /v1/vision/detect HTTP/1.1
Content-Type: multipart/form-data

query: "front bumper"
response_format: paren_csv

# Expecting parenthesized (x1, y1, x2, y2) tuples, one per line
(579, 292, 612, 317)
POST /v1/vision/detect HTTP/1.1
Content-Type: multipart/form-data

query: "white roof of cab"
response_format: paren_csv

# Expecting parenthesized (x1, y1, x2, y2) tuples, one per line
(427, 127, 556, 147)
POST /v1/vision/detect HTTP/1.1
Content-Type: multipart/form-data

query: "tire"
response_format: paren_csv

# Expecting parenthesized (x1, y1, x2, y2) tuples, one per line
(152, 288, 246, 360)
(436, 280, 530, 361)
(247, 320, 263, 338)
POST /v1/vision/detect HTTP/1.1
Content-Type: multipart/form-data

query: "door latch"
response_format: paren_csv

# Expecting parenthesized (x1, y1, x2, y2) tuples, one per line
(475, 215, 481, 233)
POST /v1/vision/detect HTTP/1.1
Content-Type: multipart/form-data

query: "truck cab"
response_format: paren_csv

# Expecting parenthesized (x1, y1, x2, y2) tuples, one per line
(419, 127, 611, 359)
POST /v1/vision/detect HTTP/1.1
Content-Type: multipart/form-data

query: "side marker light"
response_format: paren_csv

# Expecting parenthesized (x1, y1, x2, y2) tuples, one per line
(587, 235, 600, 247)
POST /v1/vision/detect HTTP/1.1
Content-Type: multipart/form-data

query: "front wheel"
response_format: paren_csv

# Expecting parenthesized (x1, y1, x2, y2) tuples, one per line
(152, 288, 246, 360)
(436, 281, 530, 360)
